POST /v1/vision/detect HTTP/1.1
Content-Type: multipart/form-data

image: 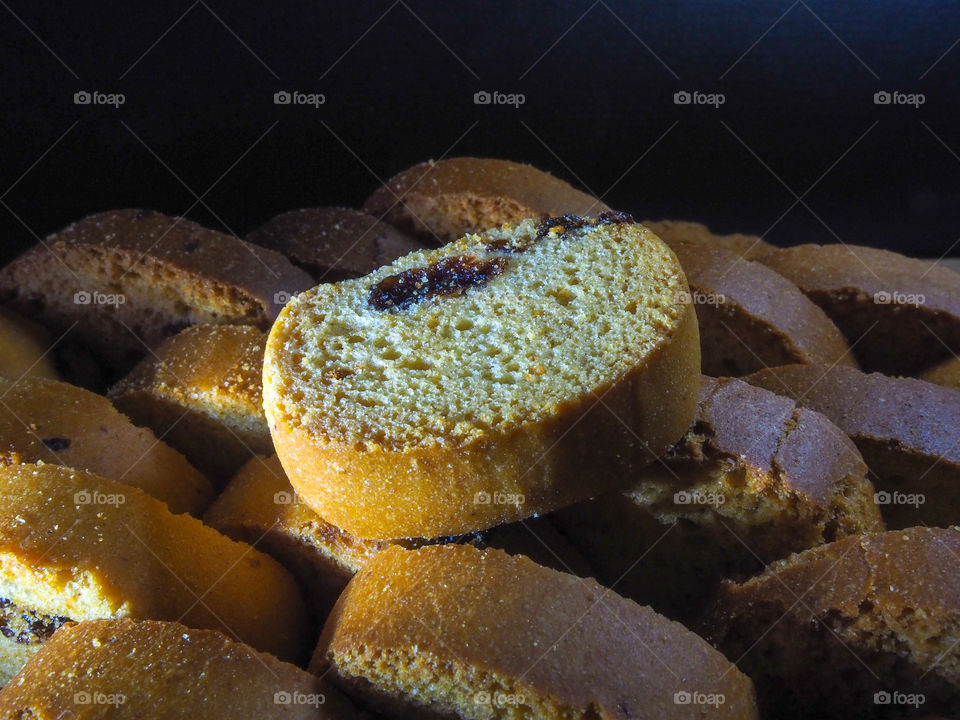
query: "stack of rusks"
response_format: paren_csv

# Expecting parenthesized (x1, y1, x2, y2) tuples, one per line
(0, 158, 958, 719)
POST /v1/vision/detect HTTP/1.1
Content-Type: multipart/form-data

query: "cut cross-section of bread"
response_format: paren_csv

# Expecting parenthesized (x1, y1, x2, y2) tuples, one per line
(643, 219, 773, 259)
(705, 527, 960, 719)
(362, 157, 608, 244)
(312, 544, 760, 720)
(110, 324, 271, 485)
(0, 376, 213, 515)
(668, 242, 856, 376)
(755, 243, 960, 374)
(205, 454, 595, 621)
(0, 619, 363, 718)
(264, 213, 701, 539)
(554, 375, 882, 621)
(0, 209, 314, 375)
(0, 308, 58, 382)
(0, 463, 309, 683)
(745, 363, 960, 528)
(247, 207, 426, 281)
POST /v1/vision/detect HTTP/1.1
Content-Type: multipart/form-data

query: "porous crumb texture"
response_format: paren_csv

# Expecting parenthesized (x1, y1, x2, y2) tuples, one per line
(554, 375, 882, 621)
(643, 219, 773, 259)
(0, 209, 313, 373)
(755, 243, 960, 374)
(110, 324, 272, 483)
(745, 363, 960, 528)
(0, 375, 213, 515)
(314, 544, 759, 720)
(264, 215, 701, 538)
(0, 619, 360, 719)
(362, 157, 607, 244)
(0, 462, 309, 676)
(707, 527, 960, 719)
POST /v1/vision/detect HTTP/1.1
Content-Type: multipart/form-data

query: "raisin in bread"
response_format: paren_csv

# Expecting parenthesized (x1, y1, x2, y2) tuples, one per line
(0, 209, 313, 375)
(263, 213, 701, 539)
(746, 364, 960, 528)
(363, 157, 607, 244)
(0, 463, 309, 682)
(554, 375, 882, 621)
(312, 544, 759, 720)
(755, 244, 960, 374)
(110, 324, 270, 484)
(0, 376, 213, 515)
(247, 207, 426, 281)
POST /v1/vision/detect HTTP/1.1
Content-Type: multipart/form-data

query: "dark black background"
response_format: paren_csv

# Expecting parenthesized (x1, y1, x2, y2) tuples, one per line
(2, 0, 959, 263)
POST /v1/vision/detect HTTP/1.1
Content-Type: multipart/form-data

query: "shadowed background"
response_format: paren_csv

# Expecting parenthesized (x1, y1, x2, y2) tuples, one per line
(1, 0, 959, 262)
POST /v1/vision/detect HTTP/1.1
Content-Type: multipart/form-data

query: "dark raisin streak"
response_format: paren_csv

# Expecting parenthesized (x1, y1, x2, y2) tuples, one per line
(596, 210, 635, 225)
(0, 599, 71, 644)
(368, 255, 509, 311)
(41, 437, 71, 452)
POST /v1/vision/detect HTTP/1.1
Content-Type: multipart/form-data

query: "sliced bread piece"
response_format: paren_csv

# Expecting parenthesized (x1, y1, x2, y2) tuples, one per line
(0, 209, 314, 374)
(263, 213, 701, 539)
(755, 244, 960, 374)
(745, 364, 960, 528)
(0, 376, 213, 515)
(247, 207, 426, 281)
(554, 375, 882, 621)
(0, 619, 362, 718)
(362, 157, 607, 244)
(312, 544, 759, 720)
(0, 463, 309, 683)
(643, 219, 773, 259)
(706, 527, 960, 719)
(0, 308, 58, 381)
(669, 242, 856, 375)
(109, 324, 270, 484)
(921, 356, 960, 391)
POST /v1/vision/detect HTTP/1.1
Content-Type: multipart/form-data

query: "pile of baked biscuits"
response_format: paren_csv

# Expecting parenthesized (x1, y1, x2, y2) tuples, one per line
(0, 157, 958, 720)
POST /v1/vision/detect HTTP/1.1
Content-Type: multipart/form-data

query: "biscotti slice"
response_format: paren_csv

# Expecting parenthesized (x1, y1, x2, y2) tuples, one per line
(746, 363, 960, 528)
(109, 324, 271, 484)
(668, 242, 856, 375)
(362, 157, 608, 244)
(0, 308, 58, 381)
(0, 209, 314, 375)
(0, 376, 213, 515)
(247, 207, 426, 281)
(921, 356, 960, 390)
(0, 463, 309, 682)
(0, 619, 362, 719)
(755, 243, 960, 374)
(706, 527, 960, 719)
(205, 455, 594, 619)
(312, 544, 759, 720)
(264, 213, 701, 539)
(643, 219, 774, 259)
(553, 375, 882, 620)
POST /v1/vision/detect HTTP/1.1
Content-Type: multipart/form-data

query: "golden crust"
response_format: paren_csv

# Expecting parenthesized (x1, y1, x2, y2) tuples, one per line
(313, 544, 759, 719)
(0, 619, 362, 718)
(0, 376, 213, 515)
